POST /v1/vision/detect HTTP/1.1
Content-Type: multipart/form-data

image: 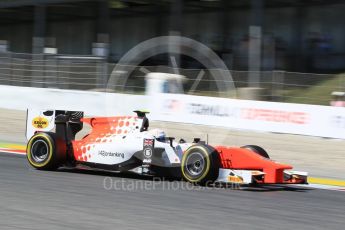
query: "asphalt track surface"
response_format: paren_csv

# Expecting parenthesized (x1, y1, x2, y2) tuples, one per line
(1, 152, 344, 230)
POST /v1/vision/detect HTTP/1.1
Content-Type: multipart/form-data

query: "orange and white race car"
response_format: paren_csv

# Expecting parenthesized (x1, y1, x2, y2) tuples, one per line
(26, 109, 308, 185)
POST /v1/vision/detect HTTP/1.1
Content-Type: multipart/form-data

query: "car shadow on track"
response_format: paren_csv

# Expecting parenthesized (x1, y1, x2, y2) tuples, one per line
(58, 167, 156, 181)
(57, 167, 313, 193)
(240, 185, 313, 192)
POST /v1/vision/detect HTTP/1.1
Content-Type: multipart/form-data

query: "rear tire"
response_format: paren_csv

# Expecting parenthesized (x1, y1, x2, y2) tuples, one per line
(26, 132, 66, 170)
(241, 145, 270, 159)
(181, 145, 220, 185)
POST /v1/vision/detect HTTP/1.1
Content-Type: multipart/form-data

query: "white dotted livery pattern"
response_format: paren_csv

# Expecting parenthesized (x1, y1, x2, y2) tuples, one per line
(72, 116, 142, 162)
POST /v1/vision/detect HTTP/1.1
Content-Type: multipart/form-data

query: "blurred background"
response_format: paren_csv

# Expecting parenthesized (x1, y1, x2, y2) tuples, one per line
(0, 0, 345, 105)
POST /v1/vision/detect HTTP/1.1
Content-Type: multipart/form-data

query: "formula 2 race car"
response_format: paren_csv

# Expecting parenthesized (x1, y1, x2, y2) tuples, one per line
(25, 109, 308, 185)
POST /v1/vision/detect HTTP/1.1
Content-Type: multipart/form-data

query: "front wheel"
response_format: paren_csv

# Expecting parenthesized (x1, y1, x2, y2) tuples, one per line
(181, 145, 220, 185)
(26, 132, 65, 170)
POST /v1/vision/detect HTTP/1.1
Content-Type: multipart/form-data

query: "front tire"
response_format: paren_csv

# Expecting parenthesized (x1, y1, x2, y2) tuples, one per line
(181, 145, 220, 185)
(26, 132, 65, 170)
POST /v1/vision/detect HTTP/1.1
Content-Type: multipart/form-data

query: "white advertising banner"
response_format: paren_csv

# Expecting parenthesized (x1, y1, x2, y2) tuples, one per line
(1, 85, 345, 139)
(0, 85, 146, 117)
(149, 93, 345, 139)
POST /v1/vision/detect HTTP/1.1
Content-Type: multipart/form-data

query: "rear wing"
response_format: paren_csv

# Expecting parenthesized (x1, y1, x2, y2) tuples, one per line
(26, 109, 84, 141)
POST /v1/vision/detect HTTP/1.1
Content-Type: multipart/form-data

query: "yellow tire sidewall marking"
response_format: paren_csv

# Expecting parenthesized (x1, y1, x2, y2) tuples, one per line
(181, 146, 211, 183)
(27, 134, 53, 168)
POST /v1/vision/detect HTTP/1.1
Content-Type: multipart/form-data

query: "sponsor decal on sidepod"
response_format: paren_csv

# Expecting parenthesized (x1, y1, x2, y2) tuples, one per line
(98, 150, 125, 159)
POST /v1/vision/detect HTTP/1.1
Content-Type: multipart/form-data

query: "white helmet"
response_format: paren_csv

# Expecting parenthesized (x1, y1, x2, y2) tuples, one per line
(148, 128, 166, 141)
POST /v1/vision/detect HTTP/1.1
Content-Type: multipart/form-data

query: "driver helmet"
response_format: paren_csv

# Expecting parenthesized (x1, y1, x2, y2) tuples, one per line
(148, 128, 166, 141)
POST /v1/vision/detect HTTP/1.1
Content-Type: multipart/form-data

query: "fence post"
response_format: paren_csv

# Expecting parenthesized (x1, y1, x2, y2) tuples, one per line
(45, 54, 57, 88)
(248, 26, 262, 88)
(96, 58, 108, 89)
(272, 70, 285, 102)
(31, 5, 46, 88)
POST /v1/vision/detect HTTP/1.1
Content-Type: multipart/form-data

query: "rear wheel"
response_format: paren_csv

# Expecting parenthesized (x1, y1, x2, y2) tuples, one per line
(241, 145, 270, 159)
(27, 132, 65, 170)
(181, 145, 220, 185)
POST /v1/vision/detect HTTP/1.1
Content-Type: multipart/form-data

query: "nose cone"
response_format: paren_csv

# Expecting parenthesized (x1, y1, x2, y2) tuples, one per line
(216, 146, 293, 183)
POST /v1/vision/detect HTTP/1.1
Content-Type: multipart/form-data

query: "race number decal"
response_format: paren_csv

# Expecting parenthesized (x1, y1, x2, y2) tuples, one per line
(143, 139, 154, 163)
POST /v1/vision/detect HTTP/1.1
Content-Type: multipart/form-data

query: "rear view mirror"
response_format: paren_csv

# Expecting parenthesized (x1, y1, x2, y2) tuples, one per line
(43, 110, 54, 116)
